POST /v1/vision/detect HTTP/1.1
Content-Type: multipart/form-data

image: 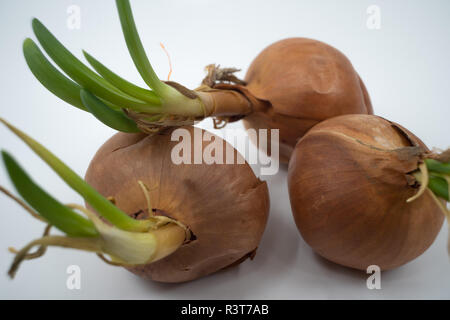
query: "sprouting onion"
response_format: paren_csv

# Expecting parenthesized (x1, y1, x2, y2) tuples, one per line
(0, 119, 269, 282)
(288, 115, 449, 271)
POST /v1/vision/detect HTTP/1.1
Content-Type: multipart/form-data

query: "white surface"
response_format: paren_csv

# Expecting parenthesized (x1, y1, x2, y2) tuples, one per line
(0, 0, 449, 299)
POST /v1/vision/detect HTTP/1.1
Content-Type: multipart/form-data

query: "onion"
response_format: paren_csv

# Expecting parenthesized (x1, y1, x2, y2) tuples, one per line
(22, 0, 373, 164)
(10, 0, 272, 283)
(288, 114, 448, 270)
(0, 120, 269, 282)
(85, 126, 269, 282)
(240, 38, 374, 162)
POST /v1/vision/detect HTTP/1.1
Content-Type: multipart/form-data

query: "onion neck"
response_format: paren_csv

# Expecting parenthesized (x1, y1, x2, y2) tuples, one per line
(128, 82, 269, 133)
(196, 84, 261, 118)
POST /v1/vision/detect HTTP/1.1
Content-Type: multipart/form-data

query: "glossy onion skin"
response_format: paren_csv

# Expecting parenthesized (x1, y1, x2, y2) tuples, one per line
(243, 38, 373, 163)
(288, 115, 444, 270)
(85, 127, 270, 283)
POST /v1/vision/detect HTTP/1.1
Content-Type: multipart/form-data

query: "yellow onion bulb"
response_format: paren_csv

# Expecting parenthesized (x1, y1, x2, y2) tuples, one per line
(288, 115, 444, 270)
(242, 38, 374, 163)
(85, 126, 270, 282)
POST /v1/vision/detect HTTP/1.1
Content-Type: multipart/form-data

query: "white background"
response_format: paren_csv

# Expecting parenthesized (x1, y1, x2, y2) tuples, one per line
(0, 0, 449, 299)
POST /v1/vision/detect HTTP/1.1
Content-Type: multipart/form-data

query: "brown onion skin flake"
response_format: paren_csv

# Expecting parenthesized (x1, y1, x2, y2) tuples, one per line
(288, 115, 444, 270)
(241, 38, 374, 163)
(85, 126, 270, 283)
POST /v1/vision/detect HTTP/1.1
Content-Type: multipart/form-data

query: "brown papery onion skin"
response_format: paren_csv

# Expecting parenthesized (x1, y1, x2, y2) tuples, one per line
(85, 127, 269, 283)
(288, 115, 444, 270)
(240, 38, 373, 163)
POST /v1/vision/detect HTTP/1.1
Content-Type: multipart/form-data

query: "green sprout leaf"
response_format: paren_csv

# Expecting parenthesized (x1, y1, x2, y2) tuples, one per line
(428, 175, 449, 201)
(83, 51, 159, 104)
(2, 151, 98, 237)
(31, 18, 160, 112)
(23, 38, 86, 111)
(0, 118, 152, 232)
(80, 89, 140, 133)
(116, 0, 170, 95)
(425, 159, 450, 175)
